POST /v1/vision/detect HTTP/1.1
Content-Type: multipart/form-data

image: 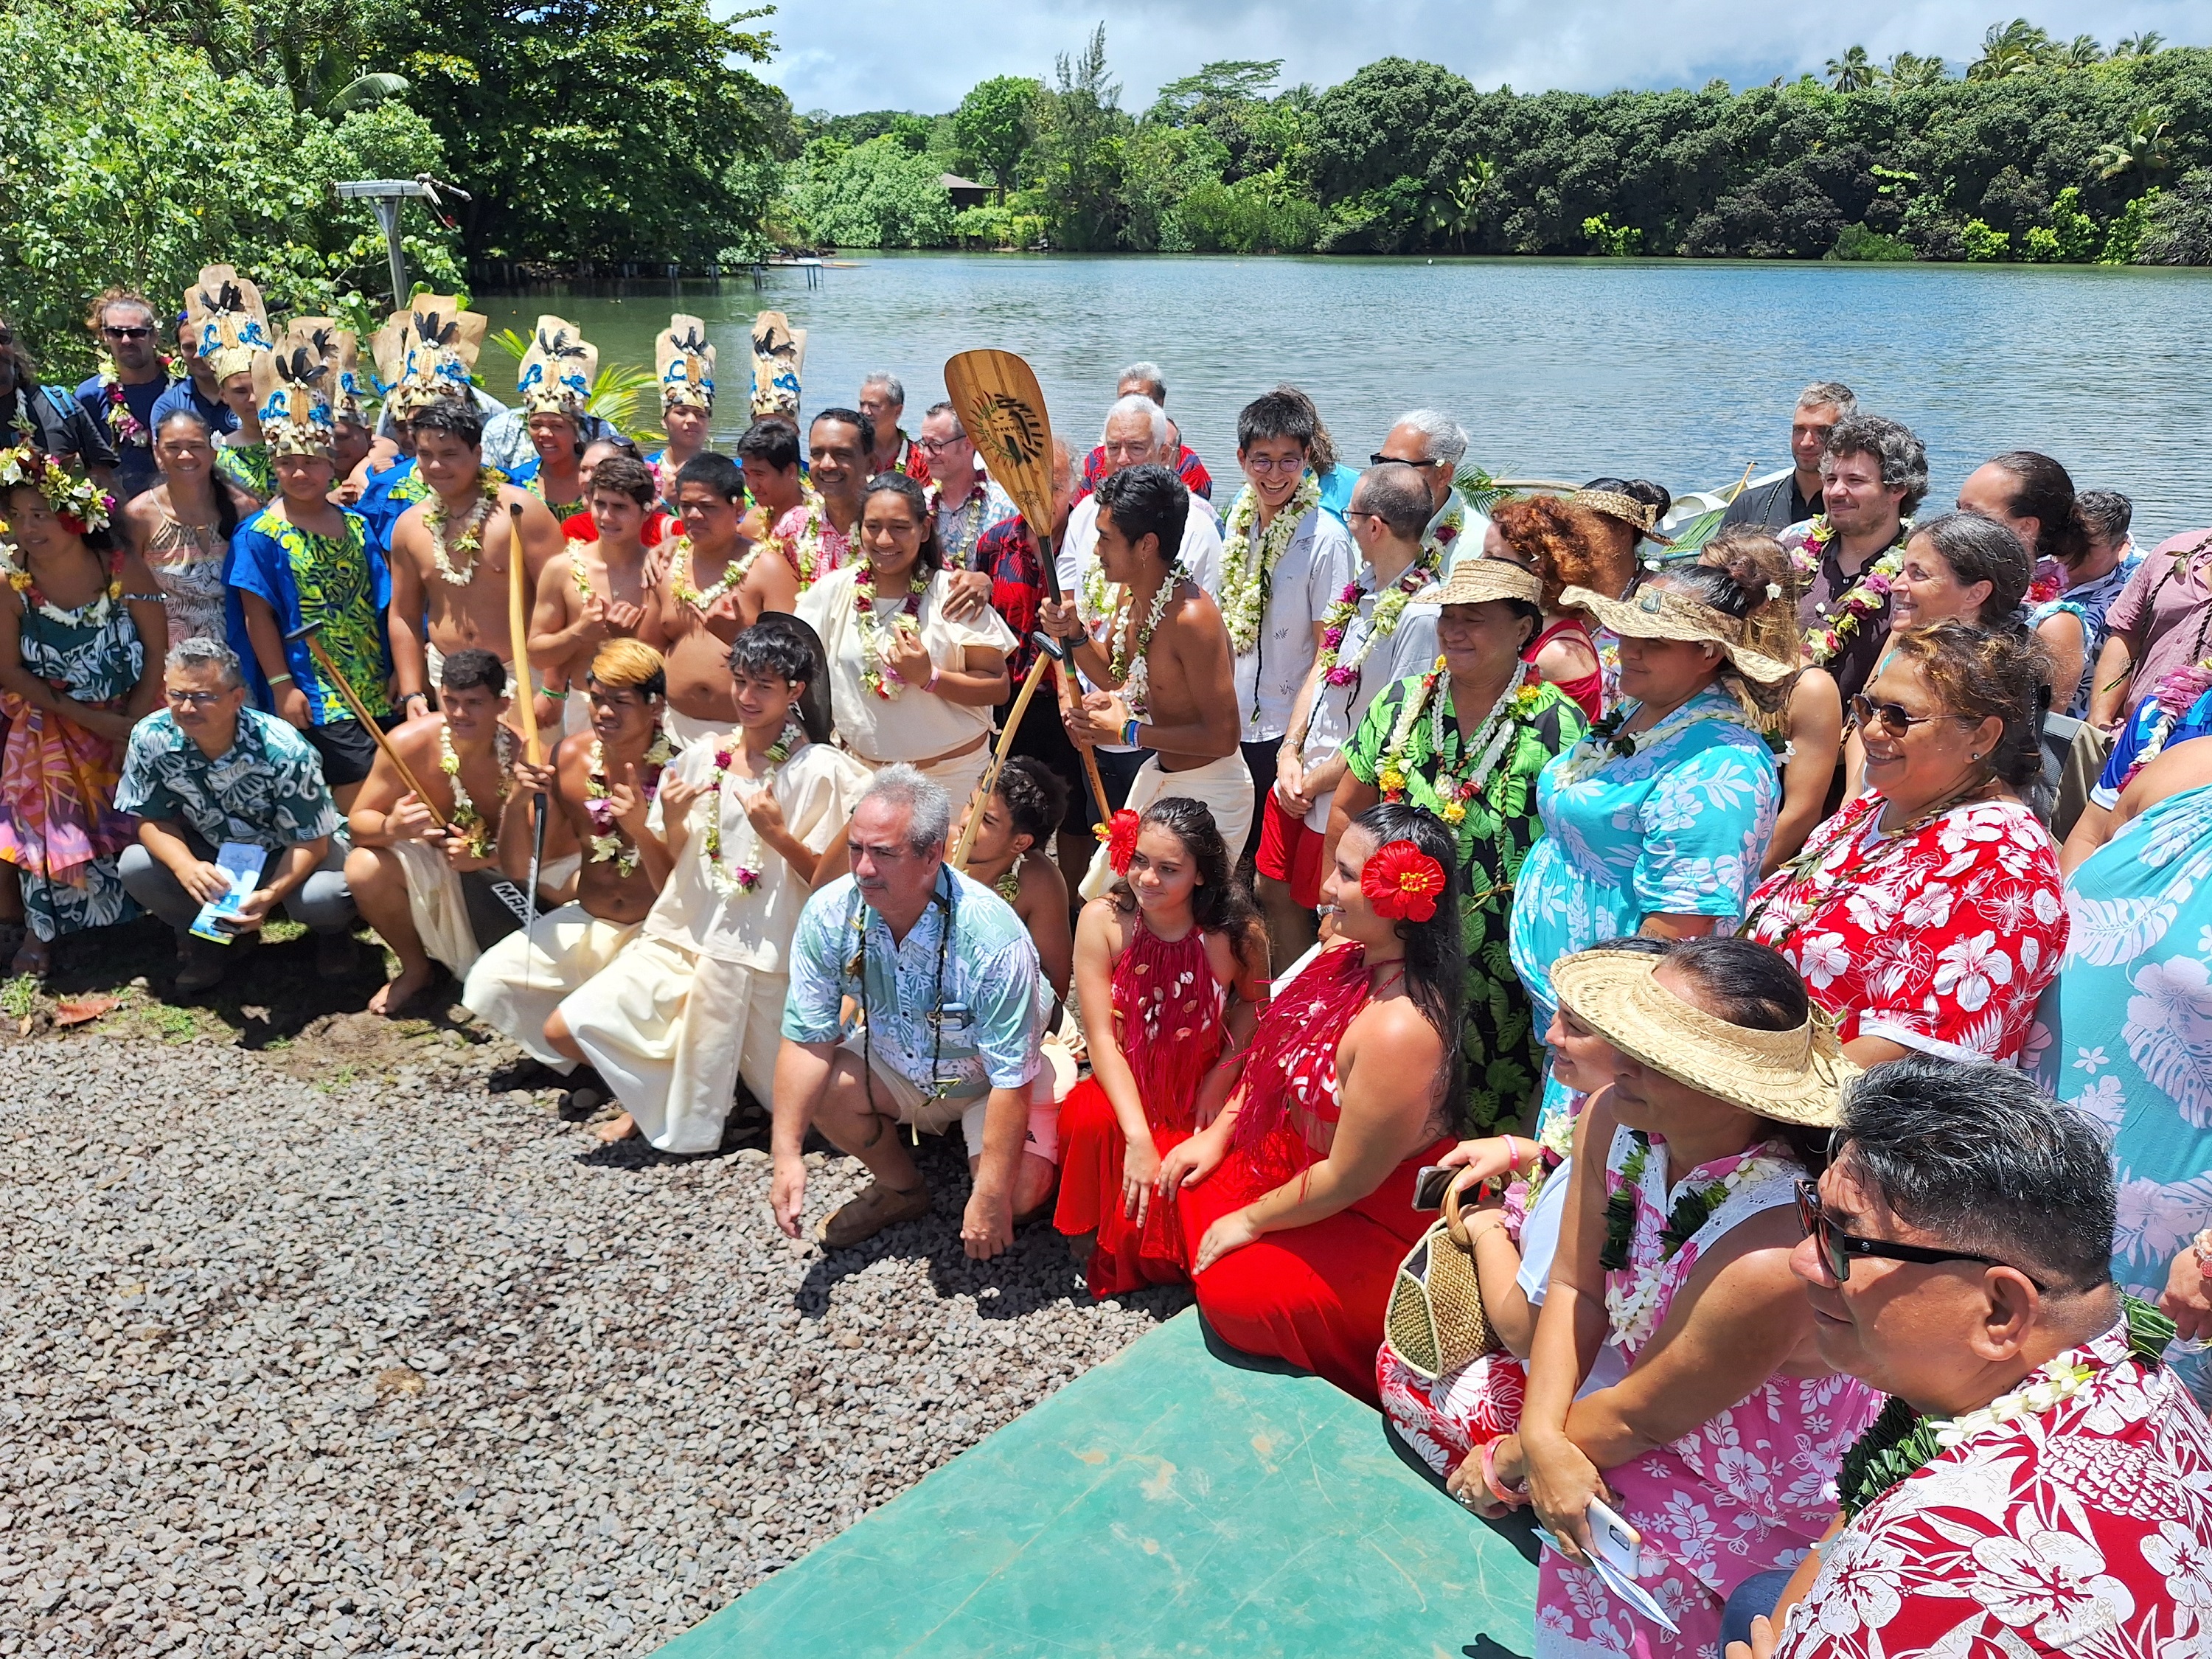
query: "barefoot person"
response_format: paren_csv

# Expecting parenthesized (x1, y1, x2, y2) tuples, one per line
(526, 453, 662, 735)
(1055, 798, 1270, 1298)
(653, 453, 787, 745)
(560, 618, 869, 1150)
(344, 649, 527, 1014)
(462, 640, 675, 1077)
(771, 766, 1058, 1258)
(765, 410, 868, 595)
(1041, 464, 1245, 898)
(649, 314, 717, 508)
(386, 402, 564, 721)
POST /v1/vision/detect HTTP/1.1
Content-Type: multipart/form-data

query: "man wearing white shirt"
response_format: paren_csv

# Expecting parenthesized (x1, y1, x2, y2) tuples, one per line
(1057, 394, 1225, 807)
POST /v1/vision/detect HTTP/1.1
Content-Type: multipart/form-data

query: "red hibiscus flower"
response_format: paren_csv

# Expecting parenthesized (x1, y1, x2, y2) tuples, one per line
(1105, 808, 1141, 874)
(1361, 839, 1446, 923)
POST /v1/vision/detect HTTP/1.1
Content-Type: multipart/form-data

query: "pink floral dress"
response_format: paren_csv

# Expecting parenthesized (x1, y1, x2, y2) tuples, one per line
(1526, 1127, 1882, 1659)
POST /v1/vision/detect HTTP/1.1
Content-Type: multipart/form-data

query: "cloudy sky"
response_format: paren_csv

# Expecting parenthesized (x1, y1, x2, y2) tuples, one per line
(757, 0, 2199, 116)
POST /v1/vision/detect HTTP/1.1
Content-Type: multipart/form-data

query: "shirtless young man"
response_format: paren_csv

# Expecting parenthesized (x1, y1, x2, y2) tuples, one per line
(651, 452, 791, 744)
(386, 402, 564, 723)
(526, 453, 662, 735)
(463, 639, 675, 1084)
(733, 416, 807, 545)
(344, 649, 529, 1015)
(1040, 463, 1243, 900)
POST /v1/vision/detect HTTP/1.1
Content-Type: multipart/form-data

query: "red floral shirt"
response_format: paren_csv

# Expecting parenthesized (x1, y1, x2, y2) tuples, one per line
(1080, 443, 1213, 503)
(1742, 794, 2066, 1065)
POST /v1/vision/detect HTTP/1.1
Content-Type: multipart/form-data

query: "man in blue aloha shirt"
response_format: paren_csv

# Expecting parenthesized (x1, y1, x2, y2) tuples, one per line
(770, 765, 1057, 1261)
(116, 638, 358, 993)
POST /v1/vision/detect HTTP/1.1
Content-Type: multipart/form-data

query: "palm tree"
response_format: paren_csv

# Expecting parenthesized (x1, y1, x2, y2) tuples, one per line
(2113, 32, 2165, 58)
(2097, 107, 2176, 187)
(1883, 52, 1949, 88)
(1968, 18, 2052, 80)
(2053, 35, 2103, 69)
(1422, 155, 1495, 251)
(1826, 46, 1877, 91)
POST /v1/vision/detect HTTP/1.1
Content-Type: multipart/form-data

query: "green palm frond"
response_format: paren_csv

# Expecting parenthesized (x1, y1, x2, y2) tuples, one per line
(326, 71, 409, 114)
(1455, 465, 1513, 515)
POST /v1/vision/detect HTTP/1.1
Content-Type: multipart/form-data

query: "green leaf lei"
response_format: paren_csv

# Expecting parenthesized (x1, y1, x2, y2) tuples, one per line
(1598, 1127, 1775, 1270)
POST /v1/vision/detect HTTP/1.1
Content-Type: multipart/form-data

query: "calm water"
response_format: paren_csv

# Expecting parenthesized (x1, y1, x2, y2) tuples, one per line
(484, 253, 2212, 542)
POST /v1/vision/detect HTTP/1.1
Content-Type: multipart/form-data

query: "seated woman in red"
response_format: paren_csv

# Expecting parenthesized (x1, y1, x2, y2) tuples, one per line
(1161, 801, 1465, 1405)
(1054, 798, 1271, 1298)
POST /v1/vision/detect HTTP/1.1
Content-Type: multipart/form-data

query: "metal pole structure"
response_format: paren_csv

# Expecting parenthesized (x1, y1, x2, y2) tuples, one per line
(334, 176, 473, 310)
(373, 198, 408, 313)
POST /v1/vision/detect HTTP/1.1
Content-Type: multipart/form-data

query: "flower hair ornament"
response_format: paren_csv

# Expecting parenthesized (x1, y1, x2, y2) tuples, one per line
(1361, 839, 1447, 924)
(0, 444, 114, 545)
(1105, 808, 1141, 875)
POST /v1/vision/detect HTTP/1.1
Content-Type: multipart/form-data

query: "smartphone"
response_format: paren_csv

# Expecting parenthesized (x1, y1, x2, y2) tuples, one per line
(1412, 1164, 1455, 1210)
(1585, 1497, 1642, 1580)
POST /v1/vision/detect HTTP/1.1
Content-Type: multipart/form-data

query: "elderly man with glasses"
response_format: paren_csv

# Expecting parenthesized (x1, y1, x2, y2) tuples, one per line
(1370, 407, 1487, 572)
(916, 399, 1018, 618)
(1724, 1056, 2212, 1659)
(114, 637, 358, 992)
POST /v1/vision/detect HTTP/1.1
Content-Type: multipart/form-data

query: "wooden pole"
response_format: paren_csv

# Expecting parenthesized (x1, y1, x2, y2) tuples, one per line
(507, 504, 543, 766)
(288, 627, 448, 828)
(951, 646, 1054, 872)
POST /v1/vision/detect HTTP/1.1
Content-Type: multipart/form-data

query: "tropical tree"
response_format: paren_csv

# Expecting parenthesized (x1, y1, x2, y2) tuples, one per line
(953, 74, 1040, 202)
(1031, 24, 1130, 250)
(2113, 32, 2165, 58)
(1826, 46, 1877, 91)
(1968, 19, 2052, 80)
(2097, 106, 2176, 188)
(2053, 35, 2103, 69)
(1883, 52, 1949, 88)
(1422, 156, 1494, 250)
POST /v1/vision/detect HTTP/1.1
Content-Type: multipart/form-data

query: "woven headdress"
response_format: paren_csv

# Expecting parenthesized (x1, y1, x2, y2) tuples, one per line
(517, 314, 596, 420)
(372, 298, 484, 418)
(658, 314, 714, 414)
(750, 310, 806, 418)
(254, 322, 336, 459)
(185, 266, 274, 382)
(288, 319, 366, 425)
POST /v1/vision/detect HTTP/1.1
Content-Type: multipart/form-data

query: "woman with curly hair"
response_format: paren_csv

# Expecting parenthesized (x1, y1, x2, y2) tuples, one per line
(1054, 796, 1270, 1297)
(1485, 493, 1635, 722)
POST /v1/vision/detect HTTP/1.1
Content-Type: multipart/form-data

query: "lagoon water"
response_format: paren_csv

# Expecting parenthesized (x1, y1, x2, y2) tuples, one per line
(485, 252, 2212, 541)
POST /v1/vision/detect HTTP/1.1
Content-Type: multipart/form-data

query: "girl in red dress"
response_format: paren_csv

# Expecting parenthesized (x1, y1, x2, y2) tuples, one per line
(1161, 801, 1467, 1405)
(1054, 797, 1271, 1298)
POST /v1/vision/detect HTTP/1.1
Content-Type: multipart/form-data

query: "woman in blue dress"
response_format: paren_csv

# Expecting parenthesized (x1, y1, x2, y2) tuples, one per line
(1509, 540, 1795, 1124)
(2034, 732, 2212, 1405)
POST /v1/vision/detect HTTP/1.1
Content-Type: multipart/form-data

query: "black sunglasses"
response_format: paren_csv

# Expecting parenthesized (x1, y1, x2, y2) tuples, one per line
(103, 325, 155, 340)
(1848, 694, 1972, 740)
(1369, 452, 1444, 468)
(1795, 1180, 2046, 1290)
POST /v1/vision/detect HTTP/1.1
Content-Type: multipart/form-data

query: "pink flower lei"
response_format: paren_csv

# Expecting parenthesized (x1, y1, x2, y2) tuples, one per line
(1793, 515, 1908, 667)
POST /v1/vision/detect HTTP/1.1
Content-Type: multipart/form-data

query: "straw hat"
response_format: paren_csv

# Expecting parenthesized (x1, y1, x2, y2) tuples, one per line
(184, 266, 274, 382)
(1437, 556, 1543, 608)
(750, 310, 805, 418)
(372, 298, 484, 418)
(254, 322, 336, 458)
(658, 314, 715, 414)
(1559, 581, 1795, 684)
(288, 319, 366, 425)
(1553, 950, 1856, 1126)
(517, 315, 597, 420)
(1572, 486, 1674, 546)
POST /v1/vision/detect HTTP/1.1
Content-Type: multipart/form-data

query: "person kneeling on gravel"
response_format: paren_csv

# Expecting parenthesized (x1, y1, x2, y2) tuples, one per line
(771, 765, 1062, 1260)
(115, 636, 359, 994)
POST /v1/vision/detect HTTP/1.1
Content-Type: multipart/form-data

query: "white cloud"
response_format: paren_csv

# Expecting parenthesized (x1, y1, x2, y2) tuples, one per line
(745, 0, 2198, 115)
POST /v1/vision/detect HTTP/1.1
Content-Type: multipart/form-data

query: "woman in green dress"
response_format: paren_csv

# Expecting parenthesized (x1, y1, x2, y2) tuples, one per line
(1324, 557, 1585, 1133)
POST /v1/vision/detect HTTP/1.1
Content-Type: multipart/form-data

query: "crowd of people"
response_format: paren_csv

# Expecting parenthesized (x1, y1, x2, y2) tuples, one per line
(2, 273, 2210, 1658)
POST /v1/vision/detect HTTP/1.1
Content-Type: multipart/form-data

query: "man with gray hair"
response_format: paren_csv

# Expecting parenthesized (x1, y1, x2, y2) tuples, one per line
(1080, 361, 1213, 501)
(1721, 380, 1858, 535)
(1735, 1055, 2212, 1659)
(114, 637, 357, 992)
(858, 372, 927, 482)
(771, 765, 1058, 1259)
(1373, 408, 1488, 571)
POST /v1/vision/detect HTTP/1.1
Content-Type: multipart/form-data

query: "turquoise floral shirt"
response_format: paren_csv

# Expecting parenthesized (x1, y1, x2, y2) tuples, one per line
(115, 707, 341, 851)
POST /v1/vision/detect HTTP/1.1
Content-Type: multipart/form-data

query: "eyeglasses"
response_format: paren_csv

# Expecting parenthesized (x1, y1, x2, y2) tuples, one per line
(1848, 694, 1969, 739)
(163, 688, 230, 708)
(1242, 456, 1308, 476)
(103, 325, 154, 341)
(1370, 452, 1442, 468)
(914, 435, 967, 454)
(1795, 1180, 2045, 1289)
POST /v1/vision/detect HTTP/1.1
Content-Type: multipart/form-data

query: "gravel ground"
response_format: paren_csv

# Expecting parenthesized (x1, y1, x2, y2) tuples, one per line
(0, 1024, 1186, 1656)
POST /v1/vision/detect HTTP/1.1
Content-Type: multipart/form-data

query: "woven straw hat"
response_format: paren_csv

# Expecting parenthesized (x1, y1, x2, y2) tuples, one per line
(184, 266, 274, 382)
(1438, 556, 1542, 608)
(253, 322, 336, 459)
(658, 314, 715, 413)
(1560, 581, 1795, 684)
(1572, 486, 1674, 545)
(518, 315, 597, 420)
(1552, 950, 1856, 1126)
(750, 310, 806, 417)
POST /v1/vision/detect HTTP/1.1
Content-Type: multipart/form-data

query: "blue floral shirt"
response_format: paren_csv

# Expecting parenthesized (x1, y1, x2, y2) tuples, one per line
(225, 504, 392, 724)
(782, 869, 1043, 1099)
(114, 707, 341, 851)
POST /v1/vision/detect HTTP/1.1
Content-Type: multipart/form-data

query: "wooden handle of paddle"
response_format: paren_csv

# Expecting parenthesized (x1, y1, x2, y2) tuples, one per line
(951, 650, 1055, 872)
(298, 630, 449, 829)
(507, 503, 542, 765)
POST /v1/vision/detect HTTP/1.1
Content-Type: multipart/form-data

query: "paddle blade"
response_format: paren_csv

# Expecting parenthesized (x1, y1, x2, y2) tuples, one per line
(943, 349, 1057, 534)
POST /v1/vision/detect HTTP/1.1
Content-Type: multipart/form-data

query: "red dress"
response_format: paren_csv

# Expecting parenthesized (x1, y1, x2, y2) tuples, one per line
(1054, 917, 1226, 1297)
(1175, 942, 1453, 1407)
(1523, 616, 1604, 723)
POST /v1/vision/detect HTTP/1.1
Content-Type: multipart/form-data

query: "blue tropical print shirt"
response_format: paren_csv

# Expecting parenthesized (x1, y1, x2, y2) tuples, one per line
(225, 504, 392, 724)
(114, 707, 341, 851)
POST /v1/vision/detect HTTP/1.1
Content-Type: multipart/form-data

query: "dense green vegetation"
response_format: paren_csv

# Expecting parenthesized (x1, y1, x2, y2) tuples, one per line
(781, 22, 2211, 265)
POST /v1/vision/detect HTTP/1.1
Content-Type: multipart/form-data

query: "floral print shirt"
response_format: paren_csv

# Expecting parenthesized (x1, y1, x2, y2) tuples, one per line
(114, 708, 341, 852)
(1744, 794, 2066, 1065)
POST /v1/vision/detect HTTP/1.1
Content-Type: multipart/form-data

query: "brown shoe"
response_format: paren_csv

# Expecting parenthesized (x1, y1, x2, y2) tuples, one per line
(818, 1178, 931, 1248)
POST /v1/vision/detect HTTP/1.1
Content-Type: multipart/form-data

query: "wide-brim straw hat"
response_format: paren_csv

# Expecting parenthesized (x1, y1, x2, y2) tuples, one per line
(1438, 556, 1542, 608)
(1553, 950, 1856, 1126)
(1572, 487, 1674, 546)
(1559, 582, 1795, 684)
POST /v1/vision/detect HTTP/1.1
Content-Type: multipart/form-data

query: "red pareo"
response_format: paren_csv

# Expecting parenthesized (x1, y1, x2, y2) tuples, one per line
(1175, 942, 1453, 1407)
(1054, 917, 1227, 1297)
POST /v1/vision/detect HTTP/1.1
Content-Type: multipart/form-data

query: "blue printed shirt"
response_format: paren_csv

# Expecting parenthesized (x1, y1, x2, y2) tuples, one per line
(225, 505, 392, 724)
(114, 707, 341, 851)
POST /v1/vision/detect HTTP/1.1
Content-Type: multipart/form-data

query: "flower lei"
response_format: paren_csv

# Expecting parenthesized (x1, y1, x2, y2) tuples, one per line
(1315, 552, 1442, 689)
(1219, 473, 1321, 655)
(426, 469, 504, 587)
(1361, 838, 1447, 922)
(438, 721, 515, 858)
(855, 560, 930, 699)
(584, 728, 676, 874)
(1836, 1295, 2177, 1520)
(0, 443, 114, 539)
(95, 353, 175, 450)
(1377, 658, 1542, 826)
(701, 717, 804, 894)
(667, 534, 755, 613)
(1079, 561, 1188, 721)
(785, 494, 845, 590)
(1554, 696, 1739, 790)
(1792, 515, 1909, 666)
(1599, 1130, 1797, 1349)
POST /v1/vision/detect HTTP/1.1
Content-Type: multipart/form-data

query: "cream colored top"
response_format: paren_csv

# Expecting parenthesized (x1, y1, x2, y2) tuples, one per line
(797, 563, 1018, 764)
(642, 740, 871, 971)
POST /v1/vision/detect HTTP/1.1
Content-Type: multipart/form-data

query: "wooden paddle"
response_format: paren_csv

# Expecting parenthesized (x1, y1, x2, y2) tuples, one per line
(506, 504, 543, 767)
(950, 632, 1062, 872)
(282, 622, 448, 827)
(942, 349, 1113, 829)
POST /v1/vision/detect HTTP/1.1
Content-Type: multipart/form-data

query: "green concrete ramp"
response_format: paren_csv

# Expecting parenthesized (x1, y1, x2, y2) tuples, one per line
(656, 1307, 1537, 1658)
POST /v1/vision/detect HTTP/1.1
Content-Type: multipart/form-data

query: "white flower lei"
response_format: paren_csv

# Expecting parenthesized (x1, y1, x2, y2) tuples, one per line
(1079, 560, 1187, 720)
(1929, 1356, 2098, 1450)
(1553, 697, 1742, 790)
(1604, 1147, 1798, 1349)
(437, 721, 515, 857)
(426, 470, 501, 587)
(584, 727, 676, 874)
(1219, 474, 1320, 655)
(667, 534, 755, 613)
